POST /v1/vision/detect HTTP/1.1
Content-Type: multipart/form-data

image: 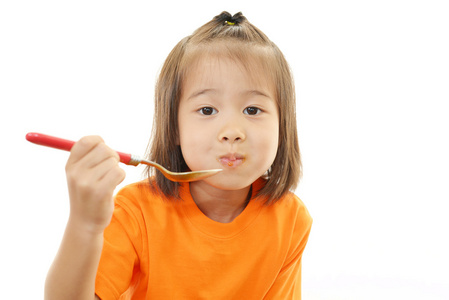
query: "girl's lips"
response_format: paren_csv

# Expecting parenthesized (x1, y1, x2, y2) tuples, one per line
(218, 154, 245, 167)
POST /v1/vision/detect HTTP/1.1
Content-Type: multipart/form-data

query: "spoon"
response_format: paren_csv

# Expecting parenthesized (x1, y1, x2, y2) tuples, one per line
(25, 132, 222, 182)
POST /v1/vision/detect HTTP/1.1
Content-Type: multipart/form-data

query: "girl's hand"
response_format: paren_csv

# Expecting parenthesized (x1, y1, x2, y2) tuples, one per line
(65, 136, 126, 234)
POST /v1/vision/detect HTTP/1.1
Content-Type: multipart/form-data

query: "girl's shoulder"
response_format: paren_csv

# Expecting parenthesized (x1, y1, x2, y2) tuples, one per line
(263, 190, 313, 229)
(115, 178, 174, 203)
(113, 179, 171, 215)
(282, 192, 311, 215)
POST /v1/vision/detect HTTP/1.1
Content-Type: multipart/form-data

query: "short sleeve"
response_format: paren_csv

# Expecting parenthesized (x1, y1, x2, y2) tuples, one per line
(264, 198, 313, 299)
(95, 195, 143, 299)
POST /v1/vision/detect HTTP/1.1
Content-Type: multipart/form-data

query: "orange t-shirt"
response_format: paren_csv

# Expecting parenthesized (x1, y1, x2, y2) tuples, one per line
(95, 178, 312, 299)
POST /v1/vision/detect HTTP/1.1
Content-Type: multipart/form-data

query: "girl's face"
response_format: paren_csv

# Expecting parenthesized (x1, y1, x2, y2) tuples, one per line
(178, 56, 279, 191)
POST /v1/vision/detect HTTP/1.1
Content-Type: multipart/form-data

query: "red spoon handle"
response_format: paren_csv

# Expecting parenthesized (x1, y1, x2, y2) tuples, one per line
(25, 132, 133, 165)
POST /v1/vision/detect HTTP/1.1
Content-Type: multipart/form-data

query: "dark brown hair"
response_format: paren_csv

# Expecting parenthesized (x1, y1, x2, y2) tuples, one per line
(146, 12, 301, 204)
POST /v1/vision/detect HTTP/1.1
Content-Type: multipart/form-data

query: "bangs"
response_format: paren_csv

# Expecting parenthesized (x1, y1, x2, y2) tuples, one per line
(178, 41, 279, 101)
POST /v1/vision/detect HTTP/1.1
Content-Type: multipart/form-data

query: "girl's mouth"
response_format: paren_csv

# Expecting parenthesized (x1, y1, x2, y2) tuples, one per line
(218, 154, 245, 168)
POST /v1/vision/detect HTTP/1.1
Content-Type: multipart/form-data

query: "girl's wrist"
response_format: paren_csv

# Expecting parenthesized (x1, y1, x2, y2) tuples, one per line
(66, 215, 107, 239)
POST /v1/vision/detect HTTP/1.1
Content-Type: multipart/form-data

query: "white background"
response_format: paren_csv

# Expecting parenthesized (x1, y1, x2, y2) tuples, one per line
(1, 1, 448, 299)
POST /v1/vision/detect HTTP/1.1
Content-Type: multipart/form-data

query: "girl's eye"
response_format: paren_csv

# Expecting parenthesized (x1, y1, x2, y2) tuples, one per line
(199, 107, 217, 115)
(243, 107, 262, 115)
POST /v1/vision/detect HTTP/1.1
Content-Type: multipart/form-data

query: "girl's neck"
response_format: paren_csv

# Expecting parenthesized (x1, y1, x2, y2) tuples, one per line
(189, 181, 252, 223)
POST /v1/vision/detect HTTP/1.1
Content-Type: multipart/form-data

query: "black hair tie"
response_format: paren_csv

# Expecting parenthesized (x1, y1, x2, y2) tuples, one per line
(215, 11, 246, 26)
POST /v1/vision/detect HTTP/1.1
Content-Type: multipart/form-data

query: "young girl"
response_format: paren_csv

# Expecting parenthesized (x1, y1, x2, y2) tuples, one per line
(45, 11, 312, 300)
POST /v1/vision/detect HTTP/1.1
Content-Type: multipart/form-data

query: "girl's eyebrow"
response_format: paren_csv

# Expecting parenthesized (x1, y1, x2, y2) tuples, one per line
(186, 88, 273, 101)
(243, 89, 272, 99)
(187, 88, 217, 100)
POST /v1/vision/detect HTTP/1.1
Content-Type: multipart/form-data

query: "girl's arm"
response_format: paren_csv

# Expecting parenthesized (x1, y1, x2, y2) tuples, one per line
(44, 136, 126, 300)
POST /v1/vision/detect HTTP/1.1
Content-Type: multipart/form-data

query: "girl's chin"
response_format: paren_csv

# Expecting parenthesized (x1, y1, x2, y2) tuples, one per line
(194, 173, 257, 190)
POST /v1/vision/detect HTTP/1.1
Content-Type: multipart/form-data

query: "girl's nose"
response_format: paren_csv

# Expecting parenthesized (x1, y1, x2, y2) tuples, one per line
(218, 121, 246, 143)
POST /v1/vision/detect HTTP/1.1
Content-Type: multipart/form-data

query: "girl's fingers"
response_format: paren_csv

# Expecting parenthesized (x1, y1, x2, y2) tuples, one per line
(66, 136, 119, 171)
(97, 162, 126, 192)
(88, 156, 125, 185)
(67, 136, 105, 165)
(70, 160, 125, 208)
(78, 142, 120, 170)
(65, 136, 126, 233)
(65, 136, 124, 199)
